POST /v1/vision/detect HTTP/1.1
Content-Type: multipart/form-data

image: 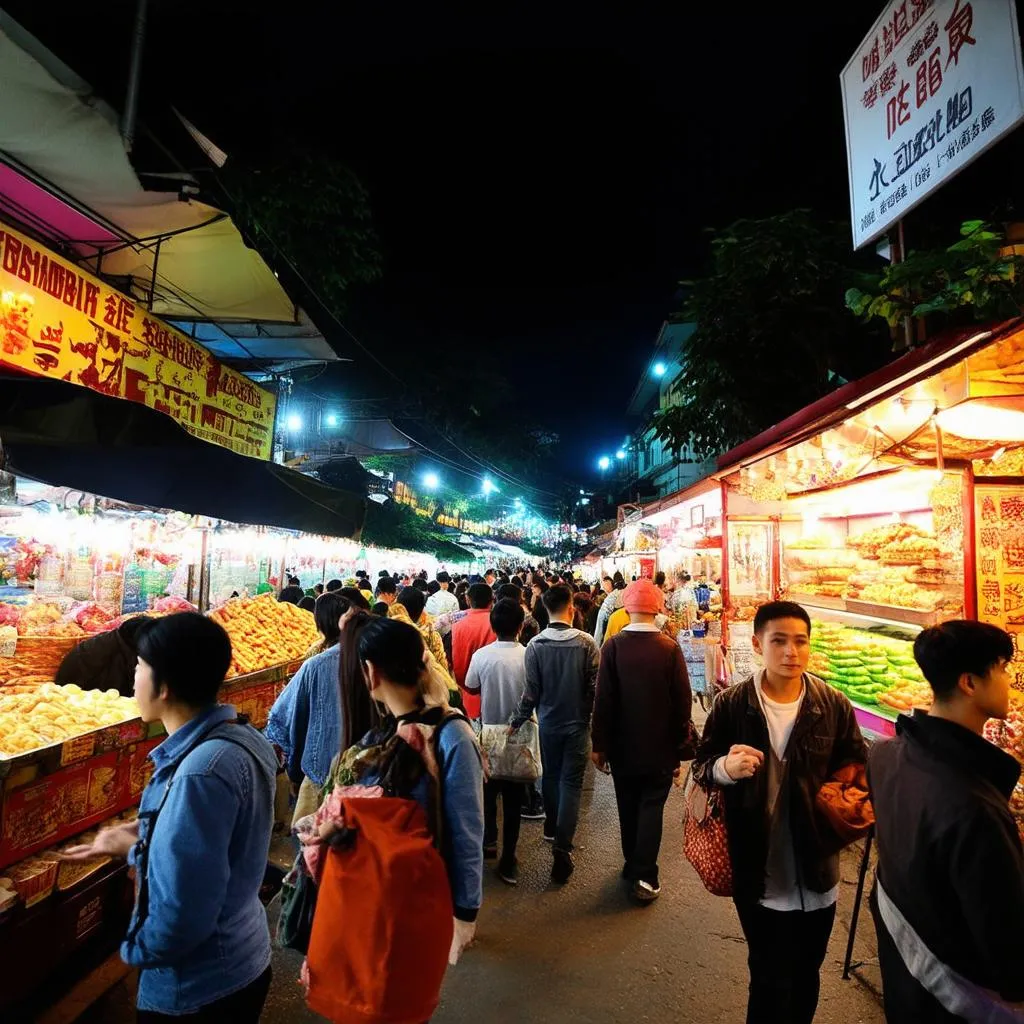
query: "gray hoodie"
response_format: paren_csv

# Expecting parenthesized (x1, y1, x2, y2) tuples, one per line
(511, 622, 600, 731)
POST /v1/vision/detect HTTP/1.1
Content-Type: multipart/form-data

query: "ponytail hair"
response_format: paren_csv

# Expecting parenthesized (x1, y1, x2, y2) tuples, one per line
(338, 611, 381, 750)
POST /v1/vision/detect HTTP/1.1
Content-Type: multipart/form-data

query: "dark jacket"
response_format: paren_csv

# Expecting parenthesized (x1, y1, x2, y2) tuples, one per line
(511, 623, 600, 731)
(591, 629, 691, 776)
(55, 622, 139, 696)
(692, 674, 867, 904)
(867, 711, 1024, 1019)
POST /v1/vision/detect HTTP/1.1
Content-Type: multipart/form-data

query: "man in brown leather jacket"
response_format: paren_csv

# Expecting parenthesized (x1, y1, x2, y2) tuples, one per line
(692, 601, 866, 1024)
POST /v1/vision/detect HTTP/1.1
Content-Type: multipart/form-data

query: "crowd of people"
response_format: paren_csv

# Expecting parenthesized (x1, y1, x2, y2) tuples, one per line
(59, 565, 1023, 1024)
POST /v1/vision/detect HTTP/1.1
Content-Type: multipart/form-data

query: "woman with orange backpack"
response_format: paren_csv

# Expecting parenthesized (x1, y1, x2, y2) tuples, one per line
(301, 616, 484, 1024)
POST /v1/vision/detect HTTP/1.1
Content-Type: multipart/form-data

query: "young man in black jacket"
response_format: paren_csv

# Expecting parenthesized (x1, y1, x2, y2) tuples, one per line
(868, 620, 1024, 1021)
(692, 601, 866, 1024)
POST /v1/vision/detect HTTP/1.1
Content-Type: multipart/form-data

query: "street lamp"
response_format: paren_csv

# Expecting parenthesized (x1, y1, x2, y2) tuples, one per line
(653, 361, 667, 377)
(422, 471, 440, 490)
(482, 477, 499, 495)
(286, 413, 302, 432)
(325, 413, 339, 427)
(597, 456, 611, 471)
(616, 449, 626, 460)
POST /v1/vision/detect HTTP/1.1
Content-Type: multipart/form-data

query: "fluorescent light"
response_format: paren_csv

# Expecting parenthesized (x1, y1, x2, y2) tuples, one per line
(422, 472, 440, 490)
(935, 398, 1024, 442)
(653, 362, 667, 377)
(286, 413, 302, 431)
(325, 413, 339, 427)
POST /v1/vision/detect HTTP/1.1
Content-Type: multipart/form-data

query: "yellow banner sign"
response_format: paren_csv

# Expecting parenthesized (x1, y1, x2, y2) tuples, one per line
(0, 222, 276, 460)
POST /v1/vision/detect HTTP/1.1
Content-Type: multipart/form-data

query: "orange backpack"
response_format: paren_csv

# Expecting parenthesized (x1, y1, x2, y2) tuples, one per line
(304, 713, 464, 1024)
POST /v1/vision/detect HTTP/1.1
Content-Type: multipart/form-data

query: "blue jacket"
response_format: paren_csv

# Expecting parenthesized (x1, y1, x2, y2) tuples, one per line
(265, 645, 342, 787)
(122, 704, 278, 1014)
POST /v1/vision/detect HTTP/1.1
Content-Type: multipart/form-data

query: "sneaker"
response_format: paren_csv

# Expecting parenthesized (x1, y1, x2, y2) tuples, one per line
(632, 880, 661, 903)
(483, 844, 498, 860)
(521, 793, 546, 820)
(551, 849, 575, 884)
(497, 860, 519, 886)
(542, 829, 555, 843)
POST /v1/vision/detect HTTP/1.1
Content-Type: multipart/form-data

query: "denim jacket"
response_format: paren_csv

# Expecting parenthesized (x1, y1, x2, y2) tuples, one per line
(122, 704, 278, 1014)
(265, 645, 342, 787)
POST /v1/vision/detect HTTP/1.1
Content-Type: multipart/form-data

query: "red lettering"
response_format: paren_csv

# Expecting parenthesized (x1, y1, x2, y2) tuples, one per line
(17, 245, 38, 284)
(62, 271, 78, 308)
(45, 262, 65, 299)
(83, 283, 99, 319)
(2, 235, 20, 276)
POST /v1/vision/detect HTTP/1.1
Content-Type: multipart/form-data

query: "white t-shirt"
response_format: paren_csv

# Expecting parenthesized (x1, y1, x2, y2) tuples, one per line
(715, 672, 839, 912)
(426, 589, 460, 618)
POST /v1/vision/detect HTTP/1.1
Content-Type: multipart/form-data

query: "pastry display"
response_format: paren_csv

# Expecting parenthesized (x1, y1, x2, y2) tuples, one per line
(0, 683, 138, 757)
(208, 593, 319, 677)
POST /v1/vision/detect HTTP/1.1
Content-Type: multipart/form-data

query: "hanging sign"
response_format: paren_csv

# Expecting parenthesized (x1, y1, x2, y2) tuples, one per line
(0, 221, 276, 459)
(841, 0, 1024, 249)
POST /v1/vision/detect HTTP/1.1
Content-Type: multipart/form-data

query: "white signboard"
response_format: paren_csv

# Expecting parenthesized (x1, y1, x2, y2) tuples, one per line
(842, 0, 1024, 249)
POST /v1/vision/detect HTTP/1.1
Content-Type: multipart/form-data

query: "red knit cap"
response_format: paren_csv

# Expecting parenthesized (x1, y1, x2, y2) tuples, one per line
(622, 579, 664, 615)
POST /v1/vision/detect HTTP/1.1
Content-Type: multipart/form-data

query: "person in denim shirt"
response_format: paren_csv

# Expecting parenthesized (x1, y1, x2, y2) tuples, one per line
(265, 591, 359, 790)
(63, 613, 279, 1022)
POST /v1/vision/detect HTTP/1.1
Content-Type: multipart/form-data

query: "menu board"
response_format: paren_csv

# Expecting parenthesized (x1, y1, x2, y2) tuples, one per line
(975, 484, 1024, 694)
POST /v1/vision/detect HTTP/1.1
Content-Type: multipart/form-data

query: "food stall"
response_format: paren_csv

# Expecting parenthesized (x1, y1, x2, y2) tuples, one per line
(715, 321, 1024, 836)
(639, 478, 724, 586)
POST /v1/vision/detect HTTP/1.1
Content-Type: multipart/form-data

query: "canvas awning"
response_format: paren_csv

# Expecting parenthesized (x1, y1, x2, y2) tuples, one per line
(0, 13, 337, 369)
(0, 374, 366, 537)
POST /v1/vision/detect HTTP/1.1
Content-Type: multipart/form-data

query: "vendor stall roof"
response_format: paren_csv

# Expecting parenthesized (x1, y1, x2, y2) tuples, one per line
(0, 13, 333, 351)
(716, 322, 1020, 475)
(640, 475, 720, 525)
(0, 375, 365, 538)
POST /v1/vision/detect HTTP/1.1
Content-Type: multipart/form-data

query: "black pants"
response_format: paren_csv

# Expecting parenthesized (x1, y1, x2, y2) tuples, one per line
(137, 965, 272, 1023)
(611, 771, 673, 887)
(483, 778, 524, 867)
(733, 901, 836, 1024)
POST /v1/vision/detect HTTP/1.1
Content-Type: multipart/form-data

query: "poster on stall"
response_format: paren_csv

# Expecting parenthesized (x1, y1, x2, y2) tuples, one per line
(975, 484, 1024, 694)
(841, 0, 1024, 249)
(0, 221, 276, 460)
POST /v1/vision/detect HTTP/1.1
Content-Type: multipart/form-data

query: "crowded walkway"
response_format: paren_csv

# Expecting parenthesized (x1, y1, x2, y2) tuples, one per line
(81, 747, 886, 1024)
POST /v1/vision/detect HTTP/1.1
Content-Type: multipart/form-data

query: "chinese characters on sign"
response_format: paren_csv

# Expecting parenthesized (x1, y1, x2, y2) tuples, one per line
(975, 485, 1024, 694)
(842, 0, 1024, 249)
(0, 222, 276, 460)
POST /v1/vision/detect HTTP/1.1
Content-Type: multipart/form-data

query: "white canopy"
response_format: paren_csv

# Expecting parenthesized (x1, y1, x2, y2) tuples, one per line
(0, 12, 336, 361)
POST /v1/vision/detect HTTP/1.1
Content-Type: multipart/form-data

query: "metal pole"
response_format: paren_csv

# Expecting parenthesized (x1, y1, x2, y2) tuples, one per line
(843, 828, 874, 980)
(896, 220, 914, 350)
(121, 0, 149, 153)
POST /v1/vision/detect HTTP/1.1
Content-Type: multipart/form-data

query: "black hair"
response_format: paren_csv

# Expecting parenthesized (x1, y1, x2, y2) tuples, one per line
(510, 575, 524, 588)
(753, 601, 812, 636)
(278, 585, 304, 605)
(325, 579, 343, 592)
(532, 578, 549, 593)
(485, 568, 497, 577)
(397, 586, 427, 621)
(496, 583, 522, 603)
(413, 578, 430, 593)
(372, 601, 390, 617)
(491, 597, 525, 638)
(298, 596, 316, 612)
(339, 587, 371, 611)
(376, 577, 397, 597)
(117, 614, 152, 646)
(288, 575, 301, 587)
(654, 571, 666, 587)
(314, 583, 325, 595)
(543, 584, 573, 617)
(314, 591, 352, 647)
(379, 569, 391, 578)
(338, 612, 381, 749)
(913, 620, 1014, 700)
(427, 580, 440, 595)
(358, 616, 425, 689)
(137, 612, 231, 708)
(468, 582, 493, 609)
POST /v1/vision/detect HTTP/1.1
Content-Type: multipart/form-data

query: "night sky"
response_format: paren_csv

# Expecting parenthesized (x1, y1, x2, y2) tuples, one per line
(7, 3, 1024, 489)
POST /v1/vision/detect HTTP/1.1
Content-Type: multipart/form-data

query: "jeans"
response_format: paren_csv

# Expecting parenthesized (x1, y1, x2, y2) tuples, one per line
(612, 771, 673, 887)
(483, 779, 524, 866)
(539, 724, 589, 853)
(733, 901, 836, 1024)
(136, 965, 272, 1023)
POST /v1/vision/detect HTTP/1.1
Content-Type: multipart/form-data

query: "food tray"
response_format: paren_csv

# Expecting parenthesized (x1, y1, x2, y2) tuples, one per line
(844, 600, 938, 627)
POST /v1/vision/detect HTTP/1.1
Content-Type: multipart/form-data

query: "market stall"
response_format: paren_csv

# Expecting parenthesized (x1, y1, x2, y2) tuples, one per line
(715, 321, 1024, 835)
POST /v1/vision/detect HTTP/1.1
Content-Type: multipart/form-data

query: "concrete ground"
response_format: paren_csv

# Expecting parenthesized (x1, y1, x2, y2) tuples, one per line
(78, 729, 885, 1023)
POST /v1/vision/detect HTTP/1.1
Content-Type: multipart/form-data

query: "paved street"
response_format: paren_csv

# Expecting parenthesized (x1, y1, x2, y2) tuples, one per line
(82, 744, 886, 1023)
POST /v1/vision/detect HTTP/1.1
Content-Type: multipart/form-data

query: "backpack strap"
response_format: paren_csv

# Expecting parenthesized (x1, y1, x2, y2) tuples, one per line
(429, 709, 473, 850)
(126, 719, 258, 944)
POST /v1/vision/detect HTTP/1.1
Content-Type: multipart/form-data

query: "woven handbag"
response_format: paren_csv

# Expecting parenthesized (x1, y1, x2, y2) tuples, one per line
(682, 769, 733, 897)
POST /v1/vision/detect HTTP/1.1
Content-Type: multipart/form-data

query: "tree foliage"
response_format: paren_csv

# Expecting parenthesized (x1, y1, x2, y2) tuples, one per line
(845, 220, 1024, 337)
(651, 210, 890, 461)
(223, 149, 382, 315)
